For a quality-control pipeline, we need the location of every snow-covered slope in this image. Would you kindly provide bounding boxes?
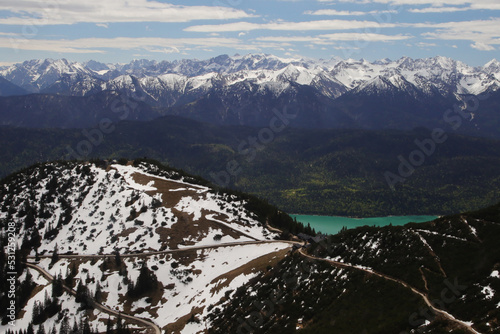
[1,54,499,101]
[0,160,292,333]
[0,161,278,256]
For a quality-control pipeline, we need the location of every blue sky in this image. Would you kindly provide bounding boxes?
[0,0,499,66]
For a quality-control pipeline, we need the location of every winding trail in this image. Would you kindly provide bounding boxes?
[29,240,299,260]
[298,248,481,334]
[26,208,479,334]
[25,262,161,334]
[411,229,447,277]
[26,237,480,334]
[419,267,429,292]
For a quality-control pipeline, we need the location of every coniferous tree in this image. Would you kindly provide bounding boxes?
[106,317,113,334]
[52,274,64,298]
[43,291,51,310]
[31,229,41,252]
[36,324,46,334]
[114,250,121,268]
[24,206,36,230]
[50,245,59,266]
[80,317,92,334]
[59,317,70,334]
[94,281,102,303]
[75,281,92,310]
[127,262,158,297]
[65,263,77,288]
[32,301,42,324]
[71,319,79,334]
[116,313,123,332]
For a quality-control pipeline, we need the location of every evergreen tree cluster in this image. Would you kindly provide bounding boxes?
[105,314,132,334]
[0,241,34,325]
[5,316,96,334]
[127,263,158,298]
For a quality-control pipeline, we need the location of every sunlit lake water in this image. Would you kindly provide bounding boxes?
[290,214,439,235]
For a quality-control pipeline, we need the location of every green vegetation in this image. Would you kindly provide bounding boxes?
[1,119,500,217]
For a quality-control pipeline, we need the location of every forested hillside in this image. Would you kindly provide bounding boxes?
[1,118,500,216]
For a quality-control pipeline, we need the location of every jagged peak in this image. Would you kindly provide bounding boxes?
[373,58,392,65]
[484,58,500,70]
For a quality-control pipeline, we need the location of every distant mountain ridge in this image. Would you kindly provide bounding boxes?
[1,54,500,137]
[2,55,499,97]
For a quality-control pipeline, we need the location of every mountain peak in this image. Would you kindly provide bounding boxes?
[1,54,499,101]
[484,58,500,71]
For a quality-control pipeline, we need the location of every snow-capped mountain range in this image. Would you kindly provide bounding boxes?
[1,54,500,136]
[1,54,499,100]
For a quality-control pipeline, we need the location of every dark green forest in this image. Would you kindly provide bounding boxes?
[1,116,500,217]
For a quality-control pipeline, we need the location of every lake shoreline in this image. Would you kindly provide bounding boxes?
[290,213,443,220]
[290,214,440,235]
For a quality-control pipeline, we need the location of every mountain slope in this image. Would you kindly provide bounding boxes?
[0,77,28,97]
[1,54,500,137]
[0,91,157,128]
[166,81,356,128]
[2,55,499,98]
[209,202,500,333]
[0,161,498,334]
[0,160,304,333]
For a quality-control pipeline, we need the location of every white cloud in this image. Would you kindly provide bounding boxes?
[185,19,396,32]
[0,61,17,66]
[256,36,319,43]
[144,46,180,54]
[305,9,369,16]
[471,42,495,51]
[408,6,468,13]
[305,9,397,16]
[418,18,500,50]
[255,33,411,47]
[321,32,410,41]
[0,36,257,53]
[258,33,410,42]
[416,41,437,47]
[321,0,500,10]
[0,0,255,25]
[334,45,360,50]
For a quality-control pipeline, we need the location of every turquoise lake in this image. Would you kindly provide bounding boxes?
[290,214,439,235]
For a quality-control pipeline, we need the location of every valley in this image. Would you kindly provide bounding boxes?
[1,122,500,217]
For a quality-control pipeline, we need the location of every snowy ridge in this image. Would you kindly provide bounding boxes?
[1,54,499,102]
[18,242,290,333]
[0,161,278,256]
[0,160,293,333]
